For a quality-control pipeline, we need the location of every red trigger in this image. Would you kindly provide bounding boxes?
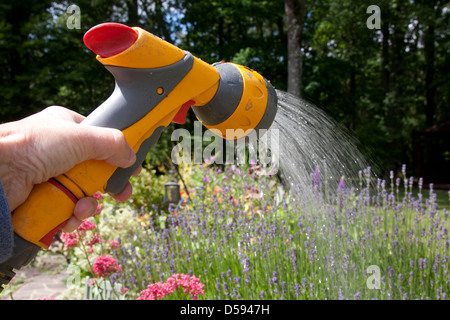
[172,100,195,124]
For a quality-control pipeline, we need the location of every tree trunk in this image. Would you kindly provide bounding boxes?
[424,23,436,128]
[126,0,139,26]
[154,0,173,42]
[381,17,391,95]
[284,0,306,98]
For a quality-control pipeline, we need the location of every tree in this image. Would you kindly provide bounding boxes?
[179,0,286,90]
[284,0,306,98]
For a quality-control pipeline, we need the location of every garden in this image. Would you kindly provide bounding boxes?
[0,0,449,304]
[10,159,445,301]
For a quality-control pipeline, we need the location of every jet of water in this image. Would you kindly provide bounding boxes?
[261,90,375,202]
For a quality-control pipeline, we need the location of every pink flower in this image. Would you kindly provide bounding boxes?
[172,274,205,300]
[108,240,119,248]
[137,282,166,300]
[60,232,79,249]
[94,203,103,216]
[92,255,122,278]
[85,232,102,246]
[93,192,103,200]
[87,278,98,286]
[137,273,205,300]
[77,219,96,233]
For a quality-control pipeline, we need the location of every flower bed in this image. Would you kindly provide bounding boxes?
[60,163,449,300]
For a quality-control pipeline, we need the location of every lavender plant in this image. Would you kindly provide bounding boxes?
[99,163,448,300]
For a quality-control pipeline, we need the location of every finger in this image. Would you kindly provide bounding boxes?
[61,197,97,233]
[62,216,82,233]
[109,181,133,202]
[132,165,142,176]
[75,125,136,169]
[73,197,98,220]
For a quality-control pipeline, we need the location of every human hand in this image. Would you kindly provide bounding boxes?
[0,106,140,232]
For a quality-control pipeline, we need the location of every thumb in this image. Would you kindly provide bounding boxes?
[75,125,136,168]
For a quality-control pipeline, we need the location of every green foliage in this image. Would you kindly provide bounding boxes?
[179,0,287,90]
[0,0,449,176]
[127,167,167,212]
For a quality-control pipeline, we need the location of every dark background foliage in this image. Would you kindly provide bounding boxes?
[0,0,448,183]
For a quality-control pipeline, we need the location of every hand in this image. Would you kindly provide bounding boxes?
[0,106,140,232]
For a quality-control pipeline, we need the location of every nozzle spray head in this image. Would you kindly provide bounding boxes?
[192,62,277,140]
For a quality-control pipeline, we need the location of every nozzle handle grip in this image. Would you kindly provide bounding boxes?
[81,53,193,194]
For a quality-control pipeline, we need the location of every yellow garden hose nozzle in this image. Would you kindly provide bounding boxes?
[0,22,278,291]
[192,62,278,140]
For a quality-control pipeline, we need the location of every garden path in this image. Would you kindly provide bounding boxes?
[1,254,69,300]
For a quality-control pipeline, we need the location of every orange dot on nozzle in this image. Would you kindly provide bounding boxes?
[83,23,138,58]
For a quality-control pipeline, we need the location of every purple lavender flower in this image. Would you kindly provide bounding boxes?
[243,257,251,273]
[401,164,406,176]
[223,282,229,296]
[338,176,346,192]
[392,240,399,249]
[419,258,427,270]
[304,241,309,249]
[215,278,221,292]
[272,271,279,286]
[313,165,321,191]
[186,249,191,262]
[388,266,393,278]
[409,271,414,285]
[294,284,301,297]
[354,291,361,300]
[291,248,298,271]
[433,253,440,274]
[301,278,307,287]
[309,283,314,298]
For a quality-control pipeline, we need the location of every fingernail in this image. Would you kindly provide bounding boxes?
[127,147,136,166]
[88,197,98,216]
